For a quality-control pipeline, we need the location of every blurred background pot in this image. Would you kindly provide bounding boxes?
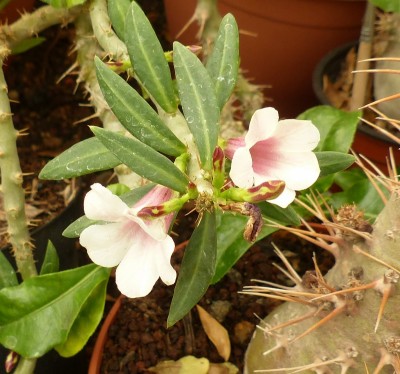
[163,0,366,117]
[313,41,400,171]
[0,0,35,22]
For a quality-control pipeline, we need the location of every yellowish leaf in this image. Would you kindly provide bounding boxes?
[196,304,231,361]
[148,355,209,374]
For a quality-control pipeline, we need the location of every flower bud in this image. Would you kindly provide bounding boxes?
[221,202,262,242]
[212,146,225,190]
[5,351,18,373]
[137,194,191,218]
[220,180,285,203]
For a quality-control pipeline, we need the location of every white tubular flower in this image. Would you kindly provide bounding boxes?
[79,183,176,298]
[226,107,320,208]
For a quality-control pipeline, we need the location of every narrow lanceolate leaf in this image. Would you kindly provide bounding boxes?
[39,137,120,180]
[0,251,17,290]
[174,42,220,171]
[0,264,110,358]
[62,183,156,238]
[95,58,185,156]
[168,211,217,327]
[40,241,59,275]
[92,127,189,193]
[108,0,131,41]
[206,13,239,110]
[315,151,355,176]
[125,1,177,113]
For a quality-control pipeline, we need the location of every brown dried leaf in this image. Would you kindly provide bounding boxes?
[196,304,231,361]
[148,356,209,373]
[209,362,239,374]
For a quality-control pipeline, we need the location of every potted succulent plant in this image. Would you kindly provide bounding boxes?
[0,1,369,373]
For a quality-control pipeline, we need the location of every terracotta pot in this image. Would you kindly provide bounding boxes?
[0,0,35,23]
[163,0,366,118]
[88,296,122,374]
[313,42,400,171]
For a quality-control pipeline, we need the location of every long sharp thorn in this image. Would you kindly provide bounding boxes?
[290,304,346,344]
[272,243,303,284]
[374,286,391,333]
[353,245,400,274]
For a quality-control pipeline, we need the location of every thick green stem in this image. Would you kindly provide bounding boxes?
[0,59,36,280]
[0,5,81,54]
[13,357,36,374]
[74,13,144,188]
[89,0,128,61]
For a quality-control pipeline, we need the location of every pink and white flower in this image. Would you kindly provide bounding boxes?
[225,107,320,208]
[79,183,176,298]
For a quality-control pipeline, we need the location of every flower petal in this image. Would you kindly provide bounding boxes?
[229,147,254,188]
[115,231,176,298]
[245,107,279,148]
[265,187,296,208]
[79,222,131,267]
[272,119,320,152]
[253,151,320,191]
[225,137,245,159]
[155,236,176,285]
[84,183,128,221]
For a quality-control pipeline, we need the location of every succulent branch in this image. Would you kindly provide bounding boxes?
[245,166,400,373]
[0,60,36,280]
[0,5,80,55]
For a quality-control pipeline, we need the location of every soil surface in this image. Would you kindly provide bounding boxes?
[98,227,332,374]
[0,19,95,247]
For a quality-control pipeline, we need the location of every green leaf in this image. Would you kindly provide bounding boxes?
[95,58,185,156]
[315,151,355,176]
[168,211,217,327]
[55,278,108,357]
[0,264,110,357]
[125,1,177,113]
[108,0,131,41]
[369,0,400,12]
[211,212,279,284]
[40,0,85,8]
[39,137,121,180]
[0,251,17,290]
[11,37,46,55]
[40,241,59,275]
[333,168,366,190]
[62,183,155,238]
[173,42,220,171]
[330,179,388,221]
[298,106,359,153]
[259,203,301,226]
[92,127,189,193]
[206,13,239,109]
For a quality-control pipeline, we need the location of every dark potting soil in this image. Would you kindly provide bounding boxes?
[98,228,333,374]
[0,21,95,248]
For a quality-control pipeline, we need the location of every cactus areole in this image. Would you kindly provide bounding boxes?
[245,190,400,373]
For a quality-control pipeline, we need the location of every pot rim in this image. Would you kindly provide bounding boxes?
[312,41,398,146]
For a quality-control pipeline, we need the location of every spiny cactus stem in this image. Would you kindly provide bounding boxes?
[0,59,36,280]
[89,0,128,61]
[0,5,81,56]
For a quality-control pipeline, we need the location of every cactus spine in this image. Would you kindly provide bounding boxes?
[245,188,400,373]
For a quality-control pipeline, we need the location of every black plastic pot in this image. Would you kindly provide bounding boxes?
[1,182,88,273]
[312,41,399,170]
